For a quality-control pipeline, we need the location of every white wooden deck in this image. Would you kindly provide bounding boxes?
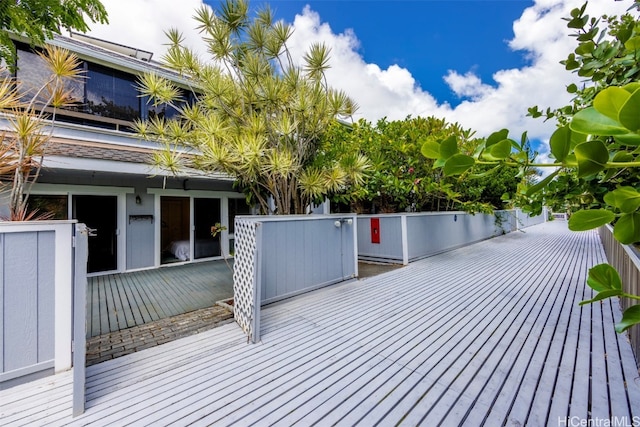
[2,221,640,426]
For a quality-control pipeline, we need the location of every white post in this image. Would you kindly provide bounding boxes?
[54,222,74,372]
[401,215,409,265]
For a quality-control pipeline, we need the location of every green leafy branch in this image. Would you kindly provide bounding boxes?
[421,82,640,333]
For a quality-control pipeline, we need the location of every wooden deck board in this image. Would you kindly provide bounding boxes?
[2,222,640,426]
[85,260,233,338]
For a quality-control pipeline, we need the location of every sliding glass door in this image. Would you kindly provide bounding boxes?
[194,198,221,259]
[160,196,190,264]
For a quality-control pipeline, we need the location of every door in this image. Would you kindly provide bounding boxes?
[194,198,221,259]
[160,196,190,264]
[73,195,118,273]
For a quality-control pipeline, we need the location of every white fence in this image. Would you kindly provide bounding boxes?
[233,215,357,343]
[357,209,546,265]
[599,225,640,367]
[0,221,76,389]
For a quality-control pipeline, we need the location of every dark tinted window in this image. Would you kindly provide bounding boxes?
[28,195,68,220]
[15,44,83,108]
[228,198,251,234]
[146,89,195,121]
[86,62,139,121]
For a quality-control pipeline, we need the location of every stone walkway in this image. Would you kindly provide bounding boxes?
[86,304,234,366]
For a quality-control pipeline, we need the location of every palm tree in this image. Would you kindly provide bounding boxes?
[0,45,84,220]
[135,0,367,214]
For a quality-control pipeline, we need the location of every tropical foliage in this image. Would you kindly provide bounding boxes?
[0,0,108,68]
[422,1,640,332]
[0,45,84,220]
[135,0,365,214]
[317,116,523,214]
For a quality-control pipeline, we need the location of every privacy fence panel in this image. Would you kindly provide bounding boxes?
[233,215,357,343]
[599,225,640,367]
[515,208,547,229]
[0,221,75,389]
[357,215,405,264]
[358,211,522,265]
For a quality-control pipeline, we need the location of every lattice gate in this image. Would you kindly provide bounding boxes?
[233,218,262,343]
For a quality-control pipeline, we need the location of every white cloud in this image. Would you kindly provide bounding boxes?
[85,0,209,61]
[86,0,632,151]
[444,71,494,100]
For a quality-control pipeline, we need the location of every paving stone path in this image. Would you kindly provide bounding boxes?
[86,305,234,366]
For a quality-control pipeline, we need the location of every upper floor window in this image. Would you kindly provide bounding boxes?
[9,41,194,132]
[86,63,140,122]
[15,43,83,107]
[146,89,196,121]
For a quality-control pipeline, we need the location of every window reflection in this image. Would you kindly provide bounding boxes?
[86,63,140,121]
[15,44,83,108]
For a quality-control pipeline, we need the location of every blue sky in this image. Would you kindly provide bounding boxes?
[88,0,631,151]
[258,0,534,106]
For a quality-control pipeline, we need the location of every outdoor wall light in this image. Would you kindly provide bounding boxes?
[135,195,142,205]
[335,218,353,227]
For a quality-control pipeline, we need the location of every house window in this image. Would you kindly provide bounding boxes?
[228,198,251,234]
[86,62,140,122]
[145,89,195,121]
[28,195,68,220]
[15,44,83,107]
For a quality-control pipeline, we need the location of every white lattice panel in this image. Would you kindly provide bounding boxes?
[233,218,259,342]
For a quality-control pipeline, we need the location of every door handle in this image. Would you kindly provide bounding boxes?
[87,227,98,237]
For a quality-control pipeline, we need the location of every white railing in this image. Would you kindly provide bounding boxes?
[0,220,76,388]
[599,225,640,367]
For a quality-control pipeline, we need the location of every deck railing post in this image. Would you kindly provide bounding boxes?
[72,223,89,417]
[251,223,262,343]
[401,215,409,265]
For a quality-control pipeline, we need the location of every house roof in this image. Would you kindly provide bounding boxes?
[42,137,233,181]
[47,138,154,164]
[46,33,193,88]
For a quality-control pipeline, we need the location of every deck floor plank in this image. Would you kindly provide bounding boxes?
[97,276,110,336]
[2,222,639,426]
[86,261,233,337]
[509,233,588,426]
[116,273,145,327]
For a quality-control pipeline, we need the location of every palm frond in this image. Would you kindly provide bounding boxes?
[303,43,331,81]
[219,0,249,35]
[298,167,325,199]
[137,73,181,106]
[40,46,83,80]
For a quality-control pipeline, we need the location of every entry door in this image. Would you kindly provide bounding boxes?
[160,196,190,264]
[73,195,118,273]
[194,198,221,259]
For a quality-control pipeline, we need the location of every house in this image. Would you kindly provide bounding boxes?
[0,33,252,275]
